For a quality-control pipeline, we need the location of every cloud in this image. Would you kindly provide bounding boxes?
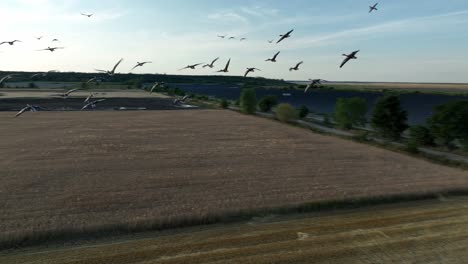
[286,10,468,49]
[207,10,249,24]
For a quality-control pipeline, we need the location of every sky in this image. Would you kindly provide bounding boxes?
[1,0,468,82]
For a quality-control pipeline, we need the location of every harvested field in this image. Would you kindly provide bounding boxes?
[0,110,467,246]
[3,197,468,263]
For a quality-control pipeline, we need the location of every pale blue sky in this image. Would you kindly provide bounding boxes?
[1,0,468,82]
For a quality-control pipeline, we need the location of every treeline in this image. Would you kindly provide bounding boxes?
[235,88,468,152]
[0,71,288,87]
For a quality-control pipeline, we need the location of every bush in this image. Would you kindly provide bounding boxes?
[409,125,435,146]
[298,105,309,119]
[428,100,468,149]
[371,96,408,140]
[234,99,240,106]
[276,103,298,123]
[334,97,368,130]
[240,88,257,114]
[353,131,370,142]
[258,95,278,112]
[404,140,420,154]
[220,99,229,109]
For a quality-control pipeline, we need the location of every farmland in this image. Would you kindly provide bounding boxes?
[1,110,467,248]
[3,197,468,263]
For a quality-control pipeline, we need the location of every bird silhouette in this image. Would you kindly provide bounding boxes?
[0,74,16,85]
[305,79,323,93]
[81,13,93,17]
[130,61,152,71]
[37,47,64,52]
[95,58,124,76]
[81,99,106,110]
[179,63,204,71]
[266,51,280,62]
[340,50,360,68]
[0,40,21,46]
[52,88,81,99]
[216,58,231,73]
[369,3,378,13]
[277,29,293,44]
[289,61,303,71]
[15,104,39,117]
[244,68,261,77]
[203,57,220,68]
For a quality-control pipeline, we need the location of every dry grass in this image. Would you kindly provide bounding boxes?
[3,197,468,263]
[1,110,467,247]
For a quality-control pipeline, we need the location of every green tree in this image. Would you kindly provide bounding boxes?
[240,88,257,114]
[428,100,468,150]
[409,125,435,146]
[220,99,229,109]
[334,97,368,130]
[298,105,309,119]
[258,95,278,112]
[371,95,408,140]
[276,103,298,123]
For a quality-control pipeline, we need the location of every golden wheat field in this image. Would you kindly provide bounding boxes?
[3,197,468,263]
[1,110,467,246]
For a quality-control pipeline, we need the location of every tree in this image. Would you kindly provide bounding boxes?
[240,88,257,114]
[428,100,468,150]
[220,99,229,109]
[298,105,309,118]
[276,103,298,123]
[371,95,408,140]
[334,97,368,130]
[409,125,435,146]
[258,95,278,112]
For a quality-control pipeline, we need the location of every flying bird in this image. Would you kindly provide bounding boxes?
[268,40,274,43]
[289,61,303,71]
[240,38,247,41]
[216,58,231,73]
[369,3,378,13]
[35,36,43,40]
[340,50,360,68]
[84,93,95,104]
[81,13,93,17]
[173,95,191,105]
[53,88,80,99]
[229,37,235,40]
[150,82,165,94]
[15,104,39,118]
[130,61,152,71]
[86,77,97,83]
[37,46,64,52]
[305,79,323,93]
[0,74,16,85]
[81,99,106,110]
[217,35,226,39]
[203,57,219,68]
[0,40,21,46]
[179,63,203,71]
[95,58,124,76]
[52,39,60,42]
[277,29,293,44]
[244,68,261,77]
[31,70,57,78]
[266,51,280,62]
